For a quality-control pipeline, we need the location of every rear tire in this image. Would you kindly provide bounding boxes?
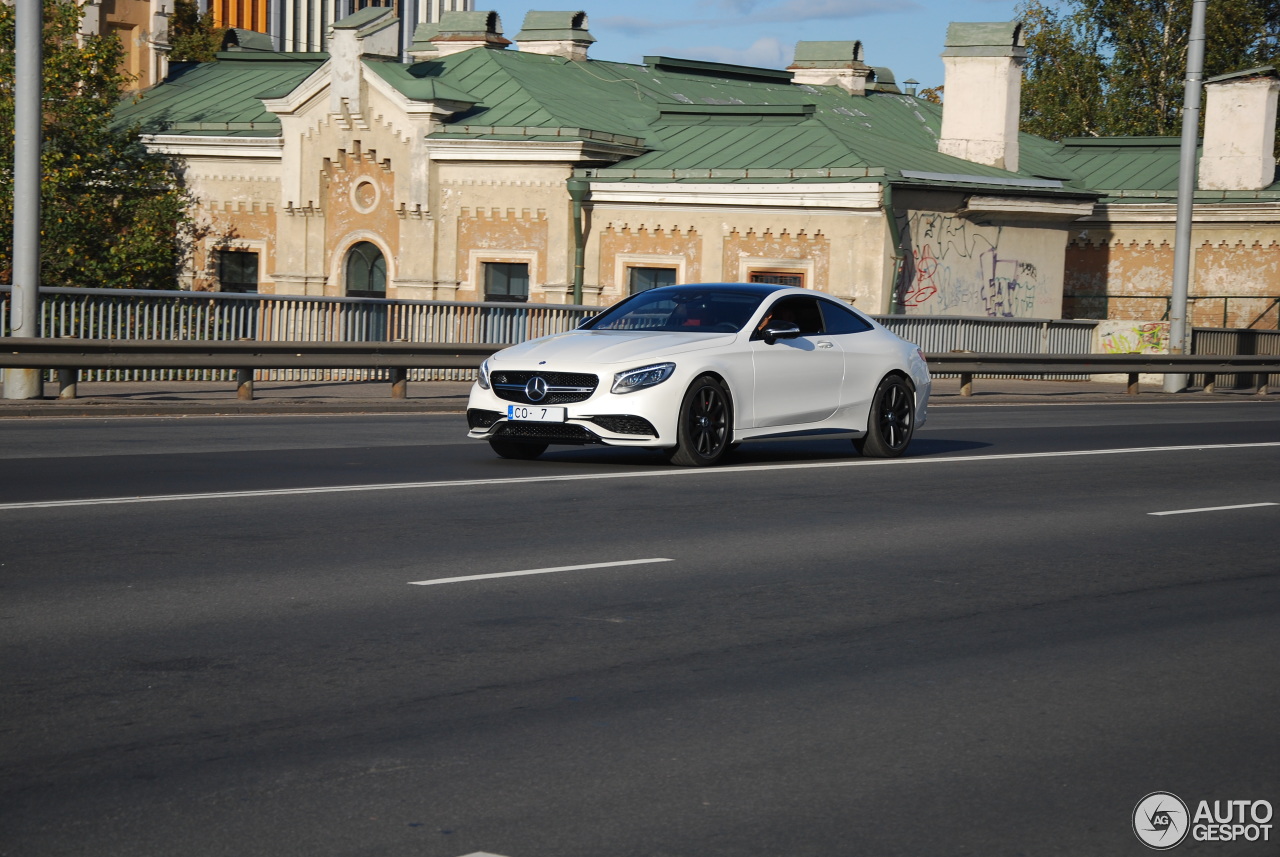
[488,437,549,460]
[854,375,915,458]
[666,375,733,467]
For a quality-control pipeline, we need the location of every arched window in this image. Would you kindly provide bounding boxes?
[345,242,387,297]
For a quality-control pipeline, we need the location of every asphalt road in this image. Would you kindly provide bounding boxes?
[2,400,1278,856]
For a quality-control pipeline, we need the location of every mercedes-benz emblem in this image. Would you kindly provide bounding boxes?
[525,376,549,402]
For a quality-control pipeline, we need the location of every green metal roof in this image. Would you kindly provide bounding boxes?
[122,45,1279,200]
[114,54,327,136]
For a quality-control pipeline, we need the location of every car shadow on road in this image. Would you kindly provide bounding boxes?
[536,437,992,468]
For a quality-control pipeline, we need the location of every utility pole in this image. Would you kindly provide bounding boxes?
[5,0,43,399]
[1165,0,1208,394]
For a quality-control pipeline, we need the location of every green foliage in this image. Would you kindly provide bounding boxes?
[0,0,203,289]
[168,0,226,63]
[1018,0,1280,140]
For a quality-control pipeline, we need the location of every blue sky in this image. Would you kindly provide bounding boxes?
[489,0,1022,91]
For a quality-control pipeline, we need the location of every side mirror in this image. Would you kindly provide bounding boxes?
[761,319,802,345]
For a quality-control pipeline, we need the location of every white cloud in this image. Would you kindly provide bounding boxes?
[596,0,917,37]
[675,36,791,68]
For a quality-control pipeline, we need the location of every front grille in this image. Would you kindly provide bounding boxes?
[491,370,599,405]
[590,415,659,436]
[494,422,601,444]
[467,408,503,429]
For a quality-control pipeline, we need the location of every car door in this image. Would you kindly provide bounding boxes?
[749,295,846,427]
[819,299,894,417]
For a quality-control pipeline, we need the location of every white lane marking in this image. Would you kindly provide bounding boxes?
[409,558,672,587]
[1148,502,1278,517]
[1,441,1277,511]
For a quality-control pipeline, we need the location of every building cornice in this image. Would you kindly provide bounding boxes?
[961,195,1097,221]
[1081,201,1280,224]
[585,182,884,211]
[140,135,284,159]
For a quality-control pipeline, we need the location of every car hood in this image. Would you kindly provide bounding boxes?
[492,330,735,367]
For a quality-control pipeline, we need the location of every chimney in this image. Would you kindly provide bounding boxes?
[329,7,399,115]
[411,11,510,59]
[1199,66,1279,191]
[787,41,871,96]
[937,22,1026,172]
[866,67,901,94]
[514,11,595,61]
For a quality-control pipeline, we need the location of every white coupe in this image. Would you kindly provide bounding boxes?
[466,283,931,466]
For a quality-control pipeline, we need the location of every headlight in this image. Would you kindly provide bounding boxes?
[477,359,492,390]
[612,362,675,394]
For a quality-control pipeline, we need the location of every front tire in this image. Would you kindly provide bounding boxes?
[854,375,915,458]
[488,437,549,460]
[666,375,733,467]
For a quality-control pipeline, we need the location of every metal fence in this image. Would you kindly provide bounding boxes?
[2,286,595,382]
[9,286,1265,386]
[1191,327,1280,389]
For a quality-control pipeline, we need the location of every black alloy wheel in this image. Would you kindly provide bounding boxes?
[854,375,915,458]
[667,375,732,466]
[488,437,549,460]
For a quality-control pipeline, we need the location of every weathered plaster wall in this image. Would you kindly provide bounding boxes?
[454,208,550,302]
[321,142,400,296]
[598,225,704,298]
[585,205,885,310]
[1065,225,1280,329]
[895,210,1066,318]
[436,163,574,302]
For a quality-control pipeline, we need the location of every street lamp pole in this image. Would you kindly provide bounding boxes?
[1165,0,1208,393]
[5,0,43,399]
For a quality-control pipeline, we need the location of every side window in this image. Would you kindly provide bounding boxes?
[484,262,529,302]
[820,300,874,334]
[755,296,824,337]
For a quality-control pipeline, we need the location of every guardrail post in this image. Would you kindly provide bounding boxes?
[236,368,254,401]
[1127,373,1139,395]
[1256,375,1269,396]
[960,373,973,396]
[1203,373,1215,394]
[391,367,407,399]
[57,369,77,399]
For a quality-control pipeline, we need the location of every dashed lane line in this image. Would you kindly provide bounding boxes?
[409,558,673,587]
[1149,502,1278,516]
[0,441,1277,511]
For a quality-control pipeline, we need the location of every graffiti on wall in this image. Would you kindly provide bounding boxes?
[897,212,1040,317]
[1097,321,1169,354]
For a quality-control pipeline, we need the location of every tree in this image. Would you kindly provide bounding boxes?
[1018,0,1280,140]
[0,0,203,289]
[168,0,226,64]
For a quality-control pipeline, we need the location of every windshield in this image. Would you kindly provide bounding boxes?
[584,289,766,333]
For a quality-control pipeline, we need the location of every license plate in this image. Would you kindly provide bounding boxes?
[506,405,566,422]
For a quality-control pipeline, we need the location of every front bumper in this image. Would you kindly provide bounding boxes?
[466,382,679,448]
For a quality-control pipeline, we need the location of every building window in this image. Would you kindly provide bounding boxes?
[749,271,805,288]
[218,250,259,293]
[484,262,530,302]
[628,267,677,294]
[345,241,387,297]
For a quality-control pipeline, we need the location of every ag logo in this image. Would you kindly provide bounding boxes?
[1134,792,1190,849]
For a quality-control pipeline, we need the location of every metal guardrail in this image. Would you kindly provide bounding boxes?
[0,338,497,400]
[927,352,1280,396]
[2,338,1275,400]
